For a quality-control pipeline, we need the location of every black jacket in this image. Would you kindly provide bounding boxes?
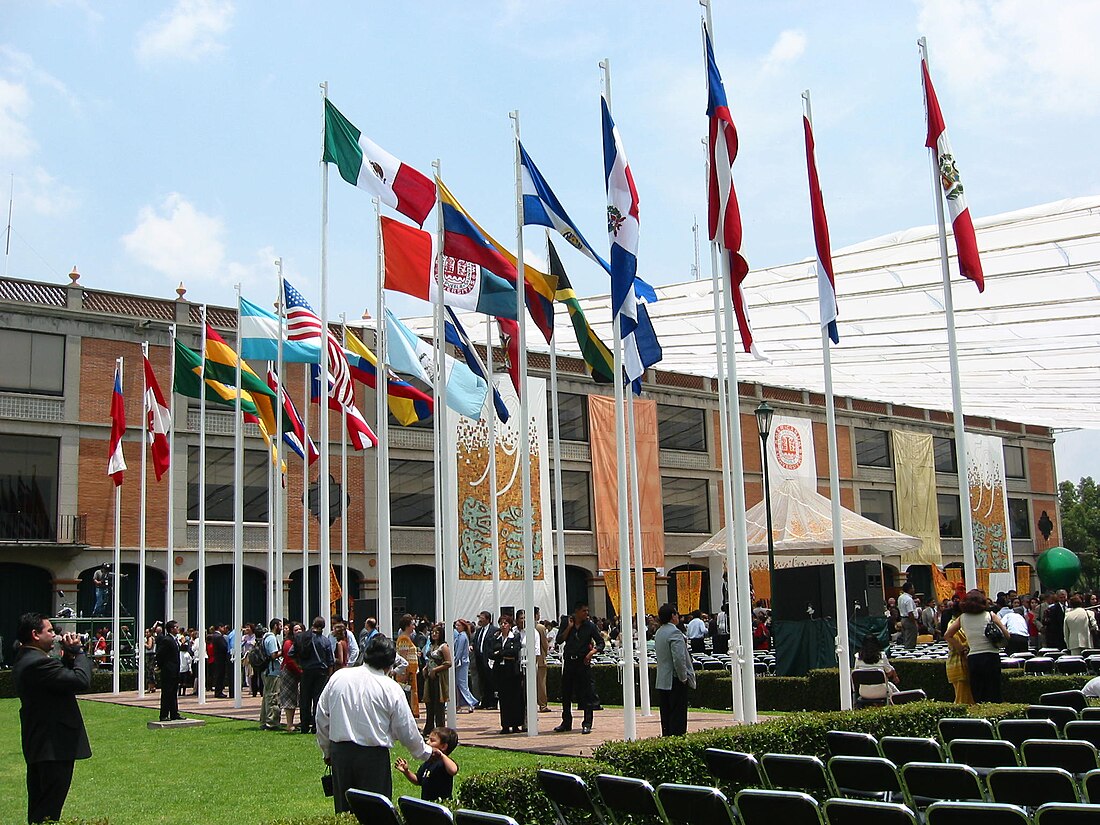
[556,618,605,662]
[473,623,499,664]
[492,631,523,679]
[13,645,93,763]
[155,632,181,675]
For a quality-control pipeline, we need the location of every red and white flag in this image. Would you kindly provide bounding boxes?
[803,115,839,344]
[107,358,127,486]
[496,316,521,396]
[142,351,172,481]
[921,57,985,292]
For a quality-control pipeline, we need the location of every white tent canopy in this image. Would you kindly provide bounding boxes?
[414,197,1100,428]
[688,478,921,558]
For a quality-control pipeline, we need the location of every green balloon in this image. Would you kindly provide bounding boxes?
[1036,546,1081,591]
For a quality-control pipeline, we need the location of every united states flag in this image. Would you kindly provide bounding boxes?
[282,279,325,358]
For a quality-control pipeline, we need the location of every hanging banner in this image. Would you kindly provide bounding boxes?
[966,433,1015,595]
[604,569,658,618]
[893,430,943,566]
[675,570,702,615]
[589,395,665,571]
[766,415,817,491]
[448,375,556,620]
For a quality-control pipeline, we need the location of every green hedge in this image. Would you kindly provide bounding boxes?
[0,669,137,699]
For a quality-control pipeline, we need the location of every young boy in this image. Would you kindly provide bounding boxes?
[395,726,459,801]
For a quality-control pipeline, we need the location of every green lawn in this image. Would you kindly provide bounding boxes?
[0,699,568,825]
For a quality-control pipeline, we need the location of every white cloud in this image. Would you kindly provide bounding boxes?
[17,168,78,216]
[135,0,234,63]
[762,30,807,73]
[0,78,34,161]
[0,46,79,110]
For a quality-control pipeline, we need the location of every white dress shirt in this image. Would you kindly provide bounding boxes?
[686,617,707,640]
[315,665,432,761]
[1003,610,1028,637]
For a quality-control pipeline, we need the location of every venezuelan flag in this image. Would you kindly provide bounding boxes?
[344,328,433,426]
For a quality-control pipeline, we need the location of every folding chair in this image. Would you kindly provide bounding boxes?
[946,739,1019,774]
[538,770,609,825]
[996,718,1059,747]
[735,789,824,825]
[1064,720,1100,749]
[823,799,918,825]
[1041,690,1089,712]
[880,737,944,766]
[925,801,1031,825]
[1083,768,1100,802]
[1081,707,1100,721]
[985,766,1080,809]
[595,775,670,825]
[938,717,995,743]
[1034,802,1100,825]
[1020,738,1100,778]
[826,756,907,804]
[702,749,766,794]
[891,690,928,705]
[346,790,403,825]
[1027,705,1079,732]
[761,753,835,797]
[656,784,737,825]
[1025,658,1056,675]
[852,670,890,708]
[455,811,520,825]
[827,731,880,758]
[900,762,985,810]
[1055,658,1088,676]
[399,797,456,825]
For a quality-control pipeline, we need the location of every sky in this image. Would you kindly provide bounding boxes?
[4,0,1100,482]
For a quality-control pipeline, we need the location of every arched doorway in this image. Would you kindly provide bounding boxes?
[286,565,363,624]
[0,563,52,663]
[187,565,266,629]
[564,565,591,617]
[77,563,167,628]
[392,564,435,621]
[665,564,711,615]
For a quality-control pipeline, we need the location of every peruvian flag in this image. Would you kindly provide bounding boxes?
[107,358,127,486]
[803,115,839,344]
[921,57,985,292]
[142,351,172,481]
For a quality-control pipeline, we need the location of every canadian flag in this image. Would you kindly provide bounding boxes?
[142,351,172,481]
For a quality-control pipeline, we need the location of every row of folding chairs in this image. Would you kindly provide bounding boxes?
[344,791,517,825]
[938,711,1100,742]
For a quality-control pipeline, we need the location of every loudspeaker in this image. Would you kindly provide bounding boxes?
[771,560,884,622]
[353,599,375,628]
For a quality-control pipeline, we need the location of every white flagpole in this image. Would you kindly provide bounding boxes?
[919,37,977,590]
[302,362,310,624]
[112,356,123,695]
[374,198,393,634]
[197,307,208,704]
[319,81,332,624]
[701,2,756,722]
[486,323,502,619]
[340,315,349,621]
[138,342,149,699]
[626,392,651,716]
[599,62,637,740]
[804,89,852,710]
[266,360,275,623]
[510,111,539,737]
[430,160,447,627]
[275,259,286,621]
[547,234,568,620]
[167,324,177,624]
[232,284,244,710]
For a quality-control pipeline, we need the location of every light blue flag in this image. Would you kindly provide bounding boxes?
[384,308,488,420]
[239,297,321,363]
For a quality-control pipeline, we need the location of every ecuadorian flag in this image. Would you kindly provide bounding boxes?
[344,328,433,426]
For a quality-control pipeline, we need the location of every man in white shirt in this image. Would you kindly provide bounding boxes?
[1003,607,1030,655]
[315,636,432,813]
[897,583,918,649]
[685,611,708,654]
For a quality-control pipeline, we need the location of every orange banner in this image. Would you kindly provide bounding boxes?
[329,564,342,606]
[604,569,658,618]
[589,395,665,571]
[676,570,702,615]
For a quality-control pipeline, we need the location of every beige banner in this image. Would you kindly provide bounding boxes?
[966,432,1013,576]
[604,569,659,617]
[589,395,665,571]
[892,430,943,566]
[675,570,703,615]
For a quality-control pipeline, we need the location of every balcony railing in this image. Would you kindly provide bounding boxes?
[0,513,88,545]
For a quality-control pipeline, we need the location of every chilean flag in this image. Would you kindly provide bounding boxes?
[921,57,984,292]
[142,352,172,481]
[107,358,127,486]
[705,22,760,357]
[803,115,839,344]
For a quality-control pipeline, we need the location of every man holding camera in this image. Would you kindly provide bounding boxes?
[13,612,92,824]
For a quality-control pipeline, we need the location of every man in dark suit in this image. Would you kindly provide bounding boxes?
[13,612,92,824]
[472,610,498,710]
[210,625,229,698]
[155,620,182,721]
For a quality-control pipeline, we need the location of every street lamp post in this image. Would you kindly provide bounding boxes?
[754,401,776,606]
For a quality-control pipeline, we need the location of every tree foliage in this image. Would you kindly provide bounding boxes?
[1058,477,1100,591]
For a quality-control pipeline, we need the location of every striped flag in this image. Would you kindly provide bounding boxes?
[107,358,126,486]
[308,364,378,449]
[266,368,318,464]
[283,279,326,354]
[142,351,172,481]
[921,56,984,292]
[240,297,320,363]
[343,327,433,427]
[803,115,839,344]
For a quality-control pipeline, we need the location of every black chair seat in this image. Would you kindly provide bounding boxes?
[986,766,1080,809]
[736,790,825,825]
[939,717,995,743]
[824,799,917,825]
[1041,690,1089,712]
[880,737,944,766]
[455,811,520,825]
[1027,705,1080,732]
[762,753,834,796]
[900,762,984,809]
[827,756,905,804]
[346,790,403,825]
[925,801,1031,825]
[399,797,456,825]
[947,739,1019,773]
[656,783,737,825]
[1021,738,1100,778]
[996,718,1059,747]
[703,749,765,793]
[595,774,668,825]
[538,769,609,825]
[1065,720,1100,749]
[1035,801,1100,825]
[827,731,880,758]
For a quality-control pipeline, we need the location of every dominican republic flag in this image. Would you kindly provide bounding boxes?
[921,56,984,292]
[266,368,318,464]
[142,351,172,481]
[444,308,510,423]
[381,215,518,320]
[107,358,127,486]
[803,115,839,344]
[602,96,662,383]
[342,327,433,427]
[705,23,760,357]
[240,297,321,363]
[323,99,436,227]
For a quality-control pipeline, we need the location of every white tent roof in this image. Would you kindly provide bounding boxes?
[688,477,921,558]
[409,197,1100,428]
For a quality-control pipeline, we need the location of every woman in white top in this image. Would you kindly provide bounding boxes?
[852,634,900,700]
[945,590,1010,703]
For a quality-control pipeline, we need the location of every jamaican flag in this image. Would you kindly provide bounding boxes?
[548,238,614,384]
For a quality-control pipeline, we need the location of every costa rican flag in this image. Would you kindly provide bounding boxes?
[107,358,127,486]
[803,115,839,344]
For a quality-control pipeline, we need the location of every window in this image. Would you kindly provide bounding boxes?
[390,459,434,527]
[860,489,896,530]
[662,477,710,533]
[1004,445,1026,479]
[187,447,269,523]
[553,393,589,442]
[855,428,891,468]
[933,436,957,473]
[1008,498,1030,539]
[937,494,962,538]
[658,405,707,452]
[0,435,60,540]
[550,470,591,530]
[0,329,65,395]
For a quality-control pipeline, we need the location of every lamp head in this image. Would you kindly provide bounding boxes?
[754,400,774,439]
